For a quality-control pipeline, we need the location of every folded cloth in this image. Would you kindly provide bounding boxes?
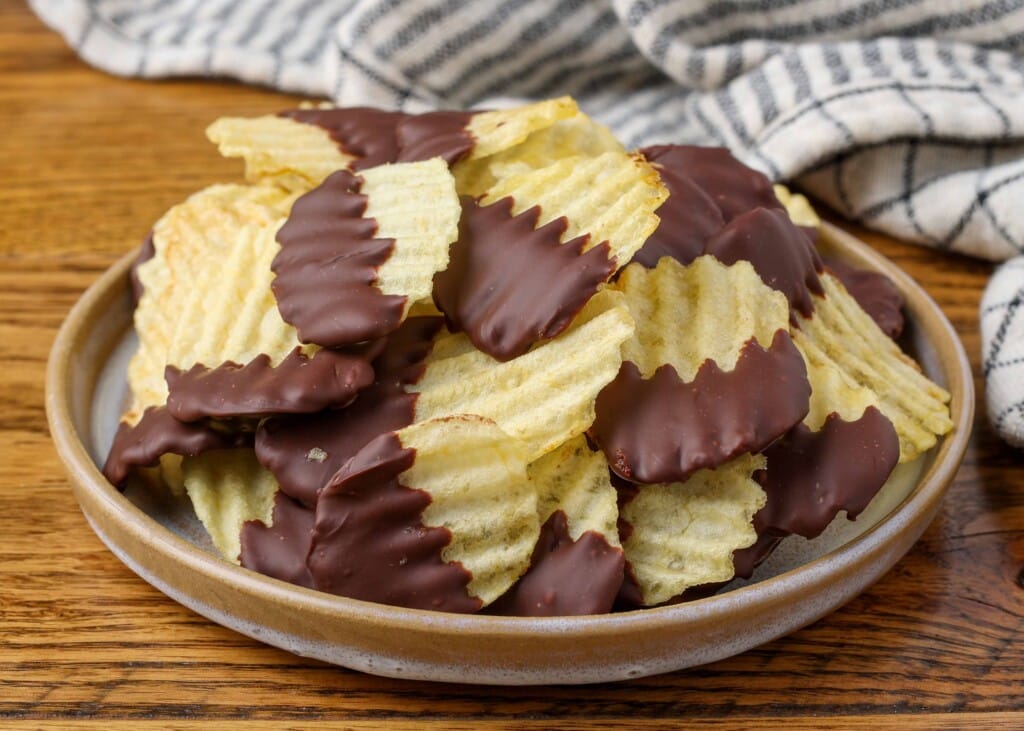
[30,0,1024,448]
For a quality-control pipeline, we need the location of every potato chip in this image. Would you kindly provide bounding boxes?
[309,415,538,609]
[527,436,619,544]
[128,184,299,424]
[272,160,460,347]
[402,416,539,605]
[161,219,376,421]
[592,255,809,484]
[773,184,821,229]
[182,449,278,563]
[795,273,952,460]
[621,454,766,606]
[454,112,623,197]
[410,289,634,461]
[481,152,668,267]
[360,158,461,308]
[464,96,578,161]
[166,222,308,371]
[615,256,790,381]
[206,115,354,192]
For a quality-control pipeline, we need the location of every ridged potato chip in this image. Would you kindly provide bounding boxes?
[182,449,279,563]
[464,96,578,161]
[454,112,623,197]
[272,160,460,347]
[403,416,539,605]
[621,454,766,606]
[481,152,667,267]
[616,256,790,380]
[128,184,299,424]
[309,415,538,609]
[795,273,952,460]
[527,435,620,543]
[166,222,310,371]
[411,289,633,461]
[206,115,354,192]
[360,158,461,308]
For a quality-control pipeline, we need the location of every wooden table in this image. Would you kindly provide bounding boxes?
[3,3,1023,728]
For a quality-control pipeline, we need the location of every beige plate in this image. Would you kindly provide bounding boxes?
[46,223,973,685]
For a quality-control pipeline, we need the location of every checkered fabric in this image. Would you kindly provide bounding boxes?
[30,0,1024,447]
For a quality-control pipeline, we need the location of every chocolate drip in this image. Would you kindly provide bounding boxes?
[826,258,905,338]
[705,207,824,319]
[641,145,782,222]
[129,232,155,306]
[273,169,407,347]
[309,432,481,612]
[280,107,407,171]
[256,388,418,507]
[590,330,810,485]
[239,491,316,587]
[102,406,251,488]
[629,165,724,269]
[433,196,613,361]
[489,511,624,616]
[254,317,439,506]
[165,346,375,422]
[395,111,475,165]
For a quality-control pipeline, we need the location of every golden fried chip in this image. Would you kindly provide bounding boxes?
[360,158,461,309]
[527,435,619,544]
[773,184,820,229]
[166,222,311,373]
[206,115,354,192]
[411,289,634,461]
[795,273,952,460]
[399,415,538,606]
[127,184,299,424]
[621,454,766,606]
[465,96,578,160]
[615,256,791,380]
[454,112,623,197]
[481,152,667,267]
[182,449,278,563]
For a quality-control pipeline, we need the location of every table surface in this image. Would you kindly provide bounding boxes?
[4,3,1023,728]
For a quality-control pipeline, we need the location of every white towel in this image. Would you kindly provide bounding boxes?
[30,0,1024,447]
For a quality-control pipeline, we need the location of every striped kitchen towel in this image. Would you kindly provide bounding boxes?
[30,0,1024,447]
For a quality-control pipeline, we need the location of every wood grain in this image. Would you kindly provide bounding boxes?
[2,1,1023,726]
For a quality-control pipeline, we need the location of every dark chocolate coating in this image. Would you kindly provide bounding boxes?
[732,407,900,579]
[629,164,725,270]
[256,387,418,507]
[273,169,407,347]
[433,196,614,361]
[641,145,782,222]
[590,330,810,485]
[705,207,824,319]
[239,490,316,587]
[395,110,475,165]
[308,432,481,612]
[825,258,905,339]
[102,406,251,488]
[254,317,440,506]
[489,511,624,616]
[164,346,375,422]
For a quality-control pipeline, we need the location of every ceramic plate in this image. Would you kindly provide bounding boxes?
[46,223,973,685]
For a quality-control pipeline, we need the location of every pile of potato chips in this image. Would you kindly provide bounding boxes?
[113,96,953,614]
